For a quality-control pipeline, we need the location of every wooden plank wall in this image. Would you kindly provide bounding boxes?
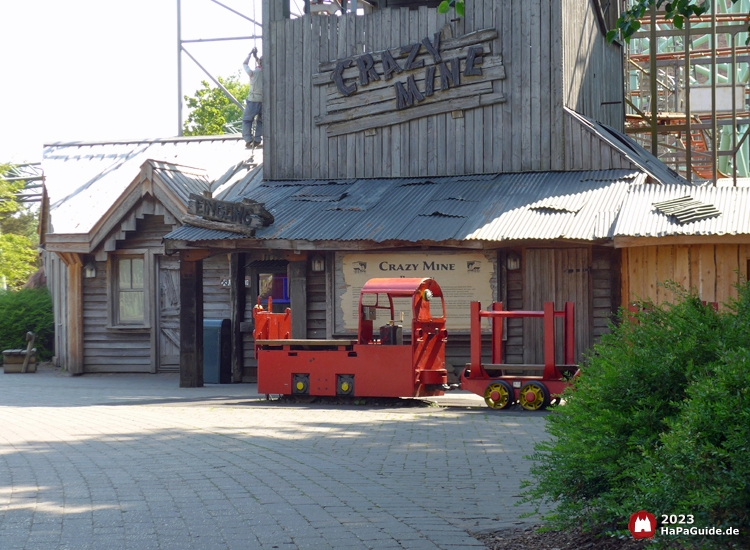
[523,248,591,365]
[265,0,568,179]
[203,255,231,321]
[306,262,327,339]
[564,110,640,171]
[561,0,623,130]
[591,247,617,340]
[502,245,616,365]
[46,252,69,370]
[622,244,750,309]
[116,216,172,251]
[505,265,524,363]
[84,214,172,373]
[82,259,151,372]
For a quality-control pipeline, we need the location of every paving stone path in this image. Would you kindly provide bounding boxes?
[0,366,550,549]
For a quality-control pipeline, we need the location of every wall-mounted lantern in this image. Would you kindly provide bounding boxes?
[84,261,97,279]
[506,251,521,271]
[310,254,325,273]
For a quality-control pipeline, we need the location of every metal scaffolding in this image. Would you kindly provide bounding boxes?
[624,0,750,184]
[177,0,262,136]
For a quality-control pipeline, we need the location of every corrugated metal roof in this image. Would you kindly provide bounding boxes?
[652,196,721,224]
[149,161,210,205]
[566,108,689,187]
[717,177,750,188]
[43,136,254,235]
[216,170,645,243]
[163,225,238,241]
[615,184,750,237]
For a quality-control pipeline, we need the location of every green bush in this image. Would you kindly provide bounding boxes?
[526,282,750,547]
[0,287,54,361]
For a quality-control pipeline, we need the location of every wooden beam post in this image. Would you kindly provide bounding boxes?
[65,253,84,375]
[179,251,204,387]
[229,253,246,383]
[288,261,307,339]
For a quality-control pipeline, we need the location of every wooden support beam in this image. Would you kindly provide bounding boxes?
[229,253,246,383]
[179,252,204,387]
[288,261,307,339]
[65,253,84,375]
[181,249,212,262]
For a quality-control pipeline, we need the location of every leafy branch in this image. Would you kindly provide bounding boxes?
[607,0,745,43]
[437,0,464,18]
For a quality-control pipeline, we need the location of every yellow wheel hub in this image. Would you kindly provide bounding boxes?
[341,382,350,392]
[296,381,305,391]
[484,383,511,409]
[519,383,545,411]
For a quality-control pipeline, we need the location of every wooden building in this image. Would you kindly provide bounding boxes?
[263,0,625,179]
[159,0,689,387]
[46,0,734,386]
[615,184,750,309]
[41,136,256,375]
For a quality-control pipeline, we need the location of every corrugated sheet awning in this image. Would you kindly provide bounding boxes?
[615,184,750,237]
[163,225,238,241]
[174,169,648,244]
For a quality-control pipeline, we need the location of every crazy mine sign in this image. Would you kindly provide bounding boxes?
[332,32,485,110]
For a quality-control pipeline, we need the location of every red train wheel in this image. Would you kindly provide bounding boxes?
[484,381,514,410]
[519,382,550,411]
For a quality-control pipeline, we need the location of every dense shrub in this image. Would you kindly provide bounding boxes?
[526,282,750,547]
[0,287,54,361]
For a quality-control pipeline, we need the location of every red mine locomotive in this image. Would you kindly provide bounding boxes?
[253,277,577,410]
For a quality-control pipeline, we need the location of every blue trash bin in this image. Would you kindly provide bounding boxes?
[204,319,231,384]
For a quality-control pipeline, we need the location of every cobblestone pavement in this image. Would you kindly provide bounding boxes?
[0,365,551,550]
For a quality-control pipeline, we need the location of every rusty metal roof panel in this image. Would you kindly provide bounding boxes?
[615,184,750,237]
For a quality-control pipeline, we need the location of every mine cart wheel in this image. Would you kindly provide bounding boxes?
[484,381,514,410]
[519,382,550,411]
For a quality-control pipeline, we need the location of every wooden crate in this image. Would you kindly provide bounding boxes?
[2,349,37,373]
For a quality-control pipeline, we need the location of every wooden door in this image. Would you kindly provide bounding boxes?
[523,248,591,364]
[158,256,180,372]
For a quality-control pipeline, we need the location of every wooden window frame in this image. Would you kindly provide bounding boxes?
[107,250,152,329]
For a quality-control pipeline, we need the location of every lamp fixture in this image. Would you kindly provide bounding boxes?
[506,251,521,271]
[84,261,97,279]
[310,254,325,273]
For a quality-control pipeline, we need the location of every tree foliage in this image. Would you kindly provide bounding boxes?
[437,0,464,17]
[0,288,54,360]
[0,165,39,290]
[526,282,750,548]
[438,1,746,44]
[182,75,249,136]
[609,0,744,43]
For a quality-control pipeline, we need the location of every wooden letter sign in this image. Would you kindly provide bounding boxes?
[313,28,506,136]
[188,194,274,229]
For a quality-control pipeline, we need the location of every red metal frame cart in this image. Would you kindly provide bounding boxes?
[460,301,579,410]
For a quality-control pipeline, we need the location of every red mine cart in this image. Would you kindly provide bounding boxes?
[460,301,579,410]
[254,278,449,398]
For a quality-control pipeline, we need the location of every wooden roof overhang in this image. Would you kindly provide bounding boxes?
[44,161,191,255]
